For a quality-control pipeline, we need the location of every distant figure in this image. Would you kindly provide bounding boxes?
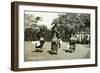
[57,38,62,48]
[69,35,76,52]
[57,30,64,48]
[76,33,80,44]
[81,33,85,44]
[76,32,84,44]
[79,33,82,44]
[57,31,61,48]
[86,33,90,45]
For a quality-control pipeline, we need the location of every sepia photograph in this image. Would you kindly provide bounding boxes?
[24,11,91,61]
[11,2,97,71]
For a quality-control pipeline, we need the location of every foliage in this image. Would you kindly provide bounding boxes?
[51,13,90,41]
[24,13,90,41]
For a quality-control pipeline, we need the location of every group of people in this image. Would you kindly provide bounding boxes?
[35,28,62,55]
[35,28,90,55]
[64,32,90,53]
[75,32,90,45]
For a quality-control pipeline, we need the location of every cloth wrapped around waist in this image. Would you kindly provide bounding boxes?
[51,38,58,51]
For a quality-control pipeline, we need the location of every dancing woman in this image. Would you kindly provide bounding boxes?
[36,29,45,52]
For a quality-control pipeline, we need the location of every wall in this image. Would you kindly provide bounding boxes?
[0,0,99,73]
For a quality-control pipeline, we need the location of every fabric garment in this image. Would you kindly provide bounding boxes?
[35,37,45,48]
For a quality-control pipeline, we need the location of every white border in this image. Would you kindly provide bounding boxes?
[18,5,96,68]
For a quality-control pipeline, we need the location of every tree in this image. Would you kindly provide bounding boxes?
[24,14,43,41]
[39,24,47,32]
[51,13,90,41]
[35,16,42,23]
[24,14,42,28]
[80,14,90,32]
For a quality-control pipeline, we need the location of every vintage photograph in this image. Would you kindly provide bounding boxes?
[11,2,97,71]
[24,11,90,61]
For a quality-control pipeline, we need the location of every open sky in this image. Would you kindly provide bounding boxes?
[25,11,60,29]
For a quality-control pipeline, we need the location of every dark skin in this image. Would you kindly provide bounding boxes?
[36,29,45,52]
[37,29,43,40]
[51,26,59,55]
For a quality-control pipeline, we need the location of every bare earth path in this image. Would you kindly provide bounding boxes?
[24,41,90,61]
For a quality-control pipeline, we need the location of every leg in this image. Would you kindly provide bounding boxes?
[40,40,45,52]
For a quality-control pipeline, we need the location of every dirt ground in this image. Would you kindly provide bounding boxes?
[24,41,90,61]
